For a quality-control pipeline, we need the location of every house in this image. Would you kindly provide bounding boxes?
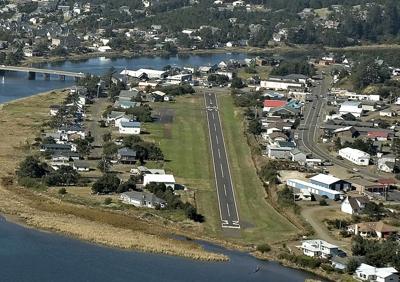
[151,90,168,101]
[117,147,137,164]
[349,178,386,194]
[49,105,61,116]
[40,143,74,153]
[72,160,91,172]
[348,222,399,239]
[51,151,80,161]
[339,101,363,117]
[267,131,288,143]
[114,100,141,109]
[378,156,396,173]
[114,115,131,128]
[287,177,345,200]
[106,111,126,126]
[380,109,394,117]
[263,99,287,112]
[301,239,339,258]
[119,121,141,135]
[339,147,370,166]
[355,263,399,282]
[131,166,166,176]
[120,191,166,209]
[143,174,176,189]
[368,131,389,141]
[309,174,351,191]
[341,196,369,215]
[290,148,307,165]
[331,256,362,271]
[268,106,300,118]
[118,90,140,101]
[266,141,296,159]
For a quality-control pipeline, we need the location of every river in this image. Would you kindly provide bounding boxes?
[0,218,319,282]
[0,53,321,281]
[0,53,248,103]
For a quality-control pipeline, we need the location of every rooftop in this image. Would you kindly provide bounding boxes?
[310,174,341,185]
[356,263,398,278]
[143,174,176,183]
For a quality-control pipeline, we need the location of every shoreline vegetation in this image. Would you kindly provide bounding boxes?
[0,90,229,262]
[20,43,400,67]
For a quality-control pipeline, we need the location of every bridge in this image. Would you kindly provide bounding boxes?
[0,65,86,81]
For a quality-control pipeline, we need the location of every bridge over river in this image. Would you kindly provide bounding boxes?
[0,65,86,80]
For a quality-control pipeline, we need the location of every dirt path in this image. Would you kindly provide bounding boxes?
[300,205,348,249]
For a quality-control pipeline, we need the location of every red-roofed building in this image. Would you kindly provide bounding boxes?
[263,99,287,112]
[378,178,396,186]
[367,131,389,141]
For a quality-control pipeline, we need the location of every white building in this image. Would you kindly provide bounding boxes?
[339,101,363,117]
[118,121,141,135]
[120,68,167,79]
[301,239,339,258]
[338,147,370,166]
[341,196,369,215]
[120,191,166,209]
[260,80,304,91]
[355,263,399,282]
[143,174,176,189]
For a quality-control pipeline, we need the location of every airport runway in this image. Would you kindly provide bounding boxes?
[204,92,240,229]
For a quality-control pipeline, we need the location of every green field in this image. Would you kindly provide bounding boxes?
[217,94,298,243]
[146,93,298,243]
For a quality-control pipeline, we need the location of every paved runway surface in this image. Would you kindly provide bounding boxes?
[204,92,240,229]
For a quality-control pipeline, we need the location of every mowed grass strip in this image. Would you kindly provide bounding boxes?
[146,95,220,234]
[217,94,298,243]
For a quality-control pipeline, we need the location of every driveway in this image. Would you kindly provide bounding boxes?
[301,205,349,250]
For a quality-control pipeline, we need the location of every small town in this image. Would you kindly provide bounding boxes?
[1,0,400,282]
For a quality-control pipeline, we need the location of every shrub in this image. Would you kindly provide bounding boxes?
[104,197,112,205]
[58,187,67,195]
[256,244,271,253]
[319,199,328,206]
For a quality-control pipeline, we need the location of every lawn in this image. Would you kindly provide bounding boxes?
[145,95,221,234]
[217,94,298,243]
[146,93,298,244]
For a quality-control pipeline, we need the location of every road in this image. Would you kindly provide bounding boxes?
[297,73,379,179]
[0,65,86,78]
[204,92,240,229]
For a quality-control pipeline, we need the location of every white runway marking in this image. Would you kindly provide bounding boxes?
[218,148,221,159]
[226,203,231,217]
[220,163,224,178]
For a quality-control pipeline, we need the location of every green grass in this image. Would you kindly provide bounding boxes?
[218,94,298,243]
[145,95,220,234]
[145,94,298,243]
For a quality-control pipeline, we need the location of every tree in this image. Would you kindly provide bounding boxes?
[346,258,360,274]
[92,173,121,194]
[75,139,91,156]
[104,197,112,205]
[17,156,47,178]
[102,132,112,142]
[231,77,244,89]
[363,202,385,220]
[248,119,262,135]
[45,166,79,186]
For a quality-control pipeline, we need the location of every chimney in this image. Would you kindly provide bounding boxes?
[355,223,359,235]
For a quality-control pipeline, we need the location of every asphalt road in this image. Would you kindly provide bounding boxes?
[297,74,379,179]
[204,92,240,229]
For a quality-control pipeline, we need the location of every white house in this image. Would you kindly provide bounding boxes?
[120,191,166,209]
[120,68,167,79]
[338,147,370,166]
[341,196,369,215]
[143,174,176,189]
[339,101,363,117]
[119,121,141,135]
[355,263,399,282]
[301,239,339,258]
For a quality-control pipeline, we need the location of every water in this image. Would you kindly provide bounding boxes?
[0,219,319,282]
[0,53,249,103]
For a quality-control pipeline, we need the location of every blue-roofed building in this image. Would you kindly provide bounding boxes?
[309,174,351,191]
[287,178,344,200]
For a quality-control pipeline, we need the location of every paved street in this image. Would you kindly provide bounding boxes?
[297,73,380,179]
[204,92,240,229]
